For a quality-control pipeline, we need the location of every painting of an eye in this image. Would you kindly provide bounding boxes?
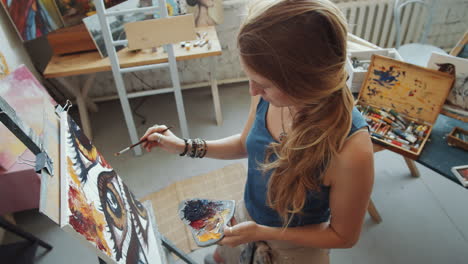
[106,190,121,217]
[98,171,129,260]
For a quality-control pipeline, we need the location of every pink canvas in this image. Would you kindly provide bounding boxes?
[0,65,56,170]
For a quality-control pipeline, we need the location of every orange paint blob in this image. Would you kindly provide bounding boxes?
[198,232,222,242]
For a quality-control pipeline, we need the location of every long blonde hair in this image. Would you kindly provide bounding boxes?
[238,0,354,224]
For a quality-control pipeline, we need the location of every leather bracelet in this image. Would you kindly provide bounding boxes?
[179,138,189,156]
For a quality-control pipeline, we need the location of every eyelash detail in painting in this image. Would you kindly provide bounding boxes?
[67,117,111,182]
[125,185,149,246]
[98,170,131,261]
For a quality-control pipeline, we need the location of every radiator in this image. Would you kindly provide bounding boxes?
[336,0,468,50]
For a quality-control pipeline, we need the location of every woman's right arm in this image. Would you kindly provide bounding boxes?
[141,96,260,160]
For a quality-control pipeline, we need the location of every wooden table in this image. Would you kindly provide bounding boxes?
[44,26,222,140]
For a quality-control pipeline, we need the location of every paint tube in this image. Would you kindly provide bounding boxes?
[371,132,385,140]
[393,129,417,144]
[388,109,408,126]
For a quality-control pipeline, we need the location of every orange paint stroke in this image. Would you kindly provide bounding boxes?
[67,157,81,186]
[68,184,111,256]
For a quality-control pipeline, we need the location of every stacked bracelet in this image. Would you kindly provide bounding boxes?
[179,139,189,156]
[179,138,207,158]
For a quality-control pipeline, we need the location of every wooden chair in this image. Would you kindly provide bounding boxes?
[367,143,420,223]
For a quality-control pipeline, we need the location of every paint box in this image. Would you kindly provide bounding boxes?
[178,199,235,247]
[447,127,468,151]
[356,55,454,160]
[346,48,403,93]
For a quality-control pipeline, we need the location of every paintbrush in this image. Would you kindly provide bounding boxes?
[114,126,173,156]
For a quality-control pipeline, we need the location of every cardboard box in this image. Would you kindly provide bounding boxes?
[346,48,403,93]
[356,55,454,160]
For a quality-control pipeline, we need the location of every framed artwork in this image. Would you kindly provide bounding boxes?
[180,0,223,28]
[427,52,468,120]
[451,165,468,187]
[0,0,64,41]
[83,0,180,57]
[60,112,163,263]
[450,31,468,59]
[0,65,56,171]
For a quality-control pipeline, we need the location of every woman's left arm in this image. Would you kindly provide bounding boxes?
[220,132,374,248]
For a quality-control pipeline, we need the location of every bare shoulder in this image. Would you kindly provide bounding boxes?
[326,130,374,186]
[340,130,373,165]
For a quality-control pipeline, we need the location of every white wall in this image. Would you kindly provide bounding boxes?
[0,6,39,79]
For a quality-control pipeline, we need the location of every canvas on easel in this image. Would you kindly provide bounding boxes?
[59,112,163,264]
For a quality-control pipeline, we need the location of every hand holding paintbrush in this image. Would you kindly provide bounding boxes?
[115,126,174,156]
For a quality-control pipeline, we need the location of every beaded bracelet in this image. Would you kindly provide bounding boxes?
[181,138,208,158]
[196,138,205,158]
[200,139,207,158]
[189,139,197,158]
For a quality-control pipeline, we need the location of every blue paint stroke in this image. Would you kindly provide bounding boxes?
[373,67,400,88]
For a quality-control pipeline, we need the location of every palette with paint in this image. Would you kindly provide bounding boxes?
[178,199,235,247]
[356,55,455,159]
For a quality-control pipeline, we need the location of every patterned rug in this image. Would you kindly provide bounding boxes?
[141,163,247,253]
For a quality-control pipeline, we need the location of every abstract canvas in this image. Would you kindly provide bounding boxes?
[427,52,468,112]
[180,0,223,28]
[60,113,162,264]
[1,0,64,41]
[0,65,56,171]
[83,0,180,57]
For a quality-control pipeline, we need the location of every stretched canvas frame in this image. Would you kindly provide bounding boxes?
[59,112,163,264]
[450,31,468,59]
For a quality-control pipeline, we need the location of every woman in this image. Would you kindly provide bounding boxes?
[186,0,216,27]
[141,0,374,263]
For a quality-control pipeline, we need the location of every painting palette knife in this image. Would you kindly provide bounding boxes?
[83,0,180,57]
[59,112,163,263]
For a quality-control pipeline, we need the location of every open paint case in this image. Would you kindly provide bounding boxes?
[178,199,235,247]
